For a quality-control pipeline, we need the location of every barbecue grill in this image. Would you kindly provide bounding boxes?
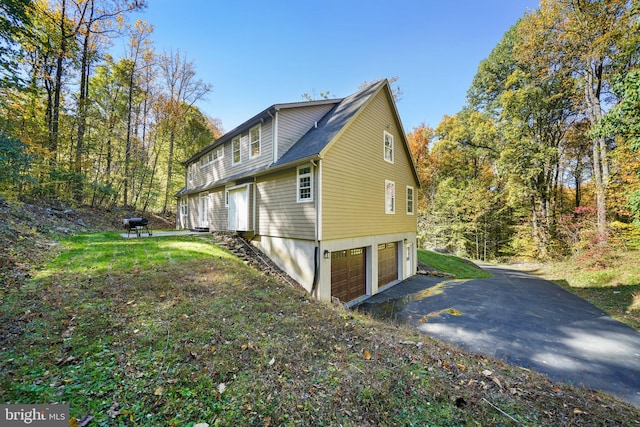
[123,217,152,237]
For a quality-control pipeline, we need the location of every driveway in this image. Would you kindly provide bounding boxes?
[357,266,640,407]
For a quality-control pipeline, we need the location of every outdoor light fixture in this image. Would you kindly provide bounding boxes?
[324,250,330,259]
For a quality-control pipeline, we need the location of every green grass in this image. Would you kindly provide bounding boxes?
[1,233,638,425]
[418,249,492,279]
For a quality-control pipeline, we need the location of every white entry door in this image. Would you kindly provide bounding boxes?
[405,242,413,277]
[228,186,249,231]
[198,193,209,228]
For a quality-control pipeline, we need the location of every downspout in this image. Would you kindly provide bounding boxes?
[311,159,321,296]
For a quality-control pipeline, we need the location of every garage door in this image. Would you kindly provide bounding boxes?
[378,242,398,287]
[331,247,366,302]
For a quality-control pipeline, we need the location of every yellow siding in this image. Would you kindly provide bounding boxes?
[322,89,418,240]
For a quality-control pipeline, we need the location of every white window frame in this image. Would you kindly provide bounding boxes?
[406,185,415,215]
[385,180,395,214]
[232,136,241,165]
[187,165,194,183]
[180,198,188,217]
[384,130,394,163]
[297,164,313,203]
[249,125,261,159]
[199,146,224,169]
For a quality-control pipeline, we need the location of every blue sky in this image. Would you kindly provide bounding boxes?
[126,1,540,134]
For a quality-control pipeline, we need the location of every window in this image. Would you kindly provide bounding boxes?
[180,198,188,217]
[199,146,224,168]
[297,165,313,202]
[187,165,193,182]
[214,146,224,161]
[249,125,261,158]
[406,186,415,215]
[232,136,241,164]
[384,131,394,163]
[385,180,395,214]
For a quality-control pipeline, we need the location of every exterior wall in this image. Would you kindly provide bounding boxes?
[316,231,418,303]
[209,187,227,231]
[255,168,316,240]
[277,104,335,158]
[321,89,418,241]
[252,236,316,292]
[188,120,274,190]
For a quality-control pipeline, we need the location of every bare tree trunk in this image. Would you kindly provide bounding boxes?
[585,62,609,244]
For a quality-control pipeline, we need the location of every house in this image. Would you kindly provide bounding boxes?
[176,80,420,304]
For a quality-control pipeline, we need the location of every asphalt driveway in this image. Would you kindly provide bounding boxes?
[357,266,640,407]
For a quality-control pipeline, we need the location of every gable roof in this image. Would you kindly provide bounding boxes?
[177,80,420,197]
[272,80,386,167]
[183,98,341,165]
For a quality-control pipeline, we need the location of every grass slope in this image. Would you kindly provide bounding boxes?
[418,249,491,279]
[1,233,638,426]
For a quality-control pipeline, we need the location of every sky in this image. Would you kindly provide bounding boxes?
[125,0,540,134]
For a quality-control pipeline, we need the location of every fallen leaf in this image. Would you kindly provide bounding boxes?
[180,314,189,320]
[492,377,503,389]
[194,423,210,427]
[482,369,493,377]
[218,382,226,394]
[573,408,584,415]
[364,350,371,360]
[269,357,275,366]
[456,363,466,371]
[154,386,164,396]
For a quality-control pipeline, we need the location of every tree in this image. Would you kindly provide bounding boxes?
[0,0,32,88]
[516,0,633,245]
[156,50,211,213]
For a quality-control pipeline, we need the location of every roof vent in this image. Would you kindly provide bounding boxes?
[314,121,318,128]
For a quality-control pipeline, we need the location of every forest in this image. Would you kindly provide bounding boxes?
[409,0,640,261]
[0,0,222,215]
[1,0,639,261]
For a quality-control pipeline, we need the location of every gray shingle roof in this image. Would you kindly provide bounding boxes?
[176,80,390,197]
[273,80,385,167]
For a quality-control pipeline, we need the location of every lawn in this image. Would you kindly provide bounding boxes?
[1,233,638,426]
[417,249,492,279]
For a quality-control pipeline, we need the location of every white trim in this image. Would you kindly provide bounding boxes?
[317,160,322,241]
[297,164,313,203]
[232,136,241,165]
[385,180,395,214]
[273,112,279,163]
[383,130,394,164]
[406,185,415,215]
[249,124,261,159]
[199,146,224,169]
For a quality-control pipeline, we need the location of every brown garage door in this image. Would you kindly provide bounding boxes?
[331,247,366,302]
[378,242,398,287]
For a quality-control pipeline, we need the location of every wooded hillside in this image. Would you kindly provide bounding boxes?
[0,0,222,214]
[409,0,640,260]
